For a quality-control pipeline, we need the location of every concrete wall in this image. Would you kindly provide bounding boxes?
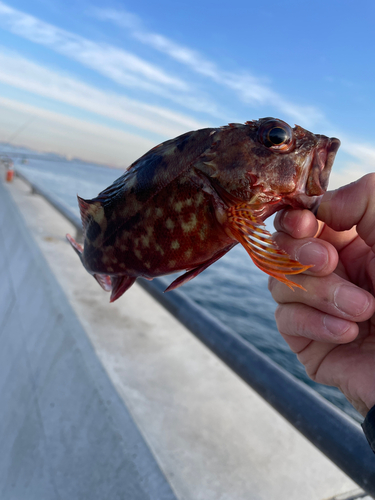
[0,178,177,499]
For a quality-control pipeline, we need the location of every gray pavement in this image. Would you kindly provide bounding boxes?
[0,175,177,500]
[0,168,363,499]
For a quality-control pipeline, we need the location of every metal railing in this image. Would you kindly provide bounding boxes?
[12,169,375,497]
[15,169,84,241]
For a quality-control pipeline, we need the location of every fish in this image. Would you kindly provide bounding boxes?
[66,118,340,302]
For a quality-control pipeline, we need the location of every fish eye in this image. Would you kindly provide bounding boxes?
[268,127,288,145]
[259,120,294,151]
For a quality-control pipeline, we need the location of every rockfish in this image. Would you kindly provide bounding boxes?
[67,118,340,302]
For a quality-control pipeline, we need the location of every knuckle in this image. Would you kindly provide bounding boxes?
[361,173,375,191]
[268,276,276,294]
[274,304,282,323]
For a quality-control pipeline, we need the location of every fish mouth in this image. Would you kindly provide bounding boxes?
[306,136,341,197]
[293,136,340,214]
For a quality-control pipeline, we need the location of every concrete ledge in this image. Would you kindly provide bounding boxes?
[0,177,177,500]
[1,169,361,499]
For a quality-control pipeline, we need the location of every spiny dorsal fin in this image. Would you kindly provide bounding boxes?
[77,196,103,233]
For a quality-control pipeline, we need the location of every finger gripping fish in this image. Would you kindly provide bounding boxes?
[67,118,340,302]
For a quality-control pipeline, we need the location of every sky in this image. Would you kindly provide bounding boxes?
[0,0,374,188]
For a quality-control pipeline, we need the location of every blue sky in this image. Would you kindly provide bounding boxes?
[0,0,374,187]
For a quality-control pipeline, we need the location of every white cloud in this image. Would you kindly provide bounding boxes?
[326,138,375,190]
[0,96,155,166]
[0,1,187,92]
[0,1,226,119]
[0,49,206,138]
[0,1,326,126]
[341,141,375,165]
[92,7,325,127]
[328,164,369,191]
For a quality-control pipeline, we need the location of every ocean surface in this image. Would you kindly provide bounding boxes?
[2,144,361,422]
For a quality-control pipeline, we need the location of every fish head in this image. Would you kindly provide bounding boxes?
[247,118,341,216]
[201,119,340,290]
[204,118,340,219]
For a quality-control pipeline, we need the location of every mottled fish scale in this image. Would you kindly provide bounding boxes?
[87,170,233,278]
[80,128,221,266]
[94,128,217,222]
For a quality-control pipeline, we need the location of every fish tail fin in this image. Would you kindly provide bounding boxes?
[77,195,104,234]
[66,233,135,301]
[92,273,136,302]
[93,273,112,292]
[67,231,135,302]
[109,275,136,302]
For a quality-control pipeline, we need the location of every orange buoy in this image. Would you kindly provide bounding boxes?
[6,168,14,182]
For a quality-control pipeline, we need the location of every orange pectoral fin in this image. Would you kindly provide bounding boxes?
[226,206,312,290]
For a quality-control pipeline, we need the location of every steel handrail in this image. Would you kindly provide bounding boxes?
[14,169,375,496]
[15,169,83,241]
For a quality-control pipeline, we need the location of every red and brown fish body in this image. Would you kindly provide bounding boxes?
[67,118,340,302]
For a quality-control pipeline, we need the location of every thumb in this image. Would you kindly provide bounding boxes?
[317,174,375,251]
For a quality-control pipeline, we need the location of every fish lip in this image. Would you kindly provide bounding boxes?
[305,136,341,197]
[287,136,340,214]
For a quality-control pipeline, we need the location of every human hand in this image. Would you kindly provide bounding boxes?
[269,174,375,417]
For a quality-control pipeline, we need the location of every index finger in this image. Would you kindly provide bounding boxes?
[318,174,375,251]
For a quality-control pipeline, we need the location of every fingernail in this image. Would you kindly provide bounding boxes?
[323,314,351,337]
[297,242,328,272]
[334,285,370,317]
